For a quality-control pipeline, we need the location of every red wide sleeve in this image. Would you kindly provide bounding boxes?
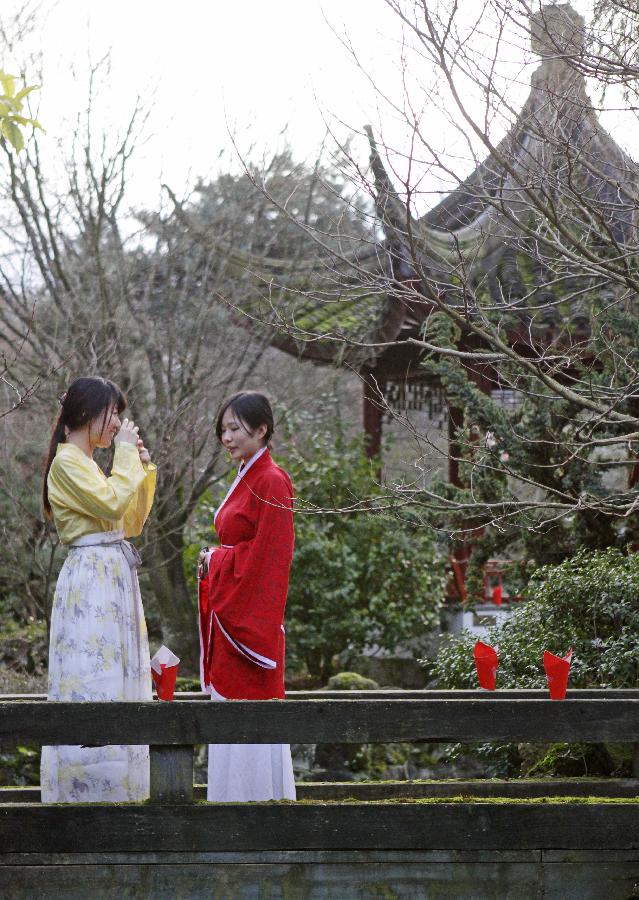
[211,467,294,667]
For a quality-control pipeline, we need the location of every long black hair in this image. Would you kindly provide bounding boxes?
[42,376,126,518]
[215,391,274,445]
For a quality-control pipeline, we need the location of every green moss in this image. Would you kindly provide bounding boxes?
[302,777,636,787]
[326,671,380,691]
[523,742,620,778]
[239,287,383,342]
[294,292,381,336]
[192,795,639,806]
[321,796,639,805]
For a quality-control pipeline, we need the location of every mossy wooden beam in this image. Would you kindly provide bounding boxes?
[2,698,639,746]
[3,778,639,806]
[6,689,639,702]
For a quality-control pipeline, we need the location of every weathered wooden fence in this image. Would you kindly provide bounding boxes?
[2,690,639,898]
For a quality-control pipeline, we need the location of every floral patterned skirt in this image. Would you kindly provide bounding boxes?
[40,530,152,803]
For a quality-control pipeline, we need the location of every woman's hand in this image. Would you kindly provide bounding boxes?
[114,417,140,446]
[198,547,210,566]
[198,546,213,578]
[137,438,152,465]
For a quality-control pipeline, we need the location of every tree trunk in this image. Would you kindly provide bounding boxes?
[146,526,199,675]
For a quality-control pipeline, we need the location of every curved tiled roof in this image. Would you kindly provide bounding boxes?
[366,5,639,353]
[197,4,638,374]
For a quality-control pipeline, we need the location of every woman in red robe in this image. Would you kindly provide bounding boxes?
[198,391,295,801]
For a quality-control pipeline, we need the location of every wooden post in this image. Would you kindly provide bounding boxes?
[362,368,384,460]
[447,404,469,601]
[149,745,194,803]
[446,358,493,602]
[448,404,464,488]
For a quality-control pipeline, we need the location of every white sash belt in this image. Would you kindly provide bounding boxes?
[68,529,142,572]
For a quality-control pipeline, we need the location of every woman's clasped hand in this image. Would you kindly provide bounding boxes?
[114,416,152,465]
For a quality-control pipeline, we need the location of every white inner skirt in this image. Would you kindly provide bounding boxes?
[207,685,296,802]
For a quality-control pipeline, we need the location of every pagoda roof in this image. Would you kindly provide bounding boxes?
[187,3,638,375]
[367,3,639,353]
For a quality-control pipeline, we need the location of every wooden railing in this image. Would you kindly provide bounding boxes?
[2,690,639,854]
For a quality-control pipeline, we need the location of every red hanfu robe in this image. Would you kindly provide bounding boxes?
[198,448,294,700]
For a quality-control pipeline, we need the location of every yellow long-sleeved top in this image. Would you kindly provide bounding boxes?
[47,441,157,545]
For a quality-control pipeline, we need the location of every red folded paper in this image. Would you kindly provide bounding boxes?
[543,648,573,700]
[473,640,499,690]
[150,645,180,701]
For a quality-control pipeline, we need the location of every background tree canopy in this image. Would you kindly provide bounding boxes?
[0,126,373,671]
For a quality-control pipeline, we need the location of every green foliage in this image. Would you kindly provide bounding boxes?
[174,676,202,692]
[434,547,639,689]
[418,300,639,595]
[283,431,446,681]
[0,745,40,786]
[440,741,522,778]
[0,71,42,152]
[521,742,626,778]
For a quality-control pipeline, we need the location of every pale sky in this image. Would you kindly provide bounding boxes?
[6,0,406,209]
[2,0,628,216]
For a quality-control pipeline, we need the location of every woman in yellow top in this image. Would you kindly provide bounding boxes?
[40,376,156,803]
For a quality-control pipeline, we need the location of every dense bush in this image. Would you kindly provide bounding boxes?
[284,432,447,682]
[434,547,639,689]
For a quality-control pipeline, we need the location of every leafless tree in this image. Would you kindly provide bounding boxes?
[0,60,365,665]
[209,0,639,581]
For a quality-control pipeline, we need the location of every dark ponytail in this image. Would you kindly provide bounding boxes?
[42,376,126,518]
[42,415,67,517]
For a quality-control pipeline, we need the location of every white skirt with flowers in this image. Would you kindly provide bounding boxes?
[40,530,152,803]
